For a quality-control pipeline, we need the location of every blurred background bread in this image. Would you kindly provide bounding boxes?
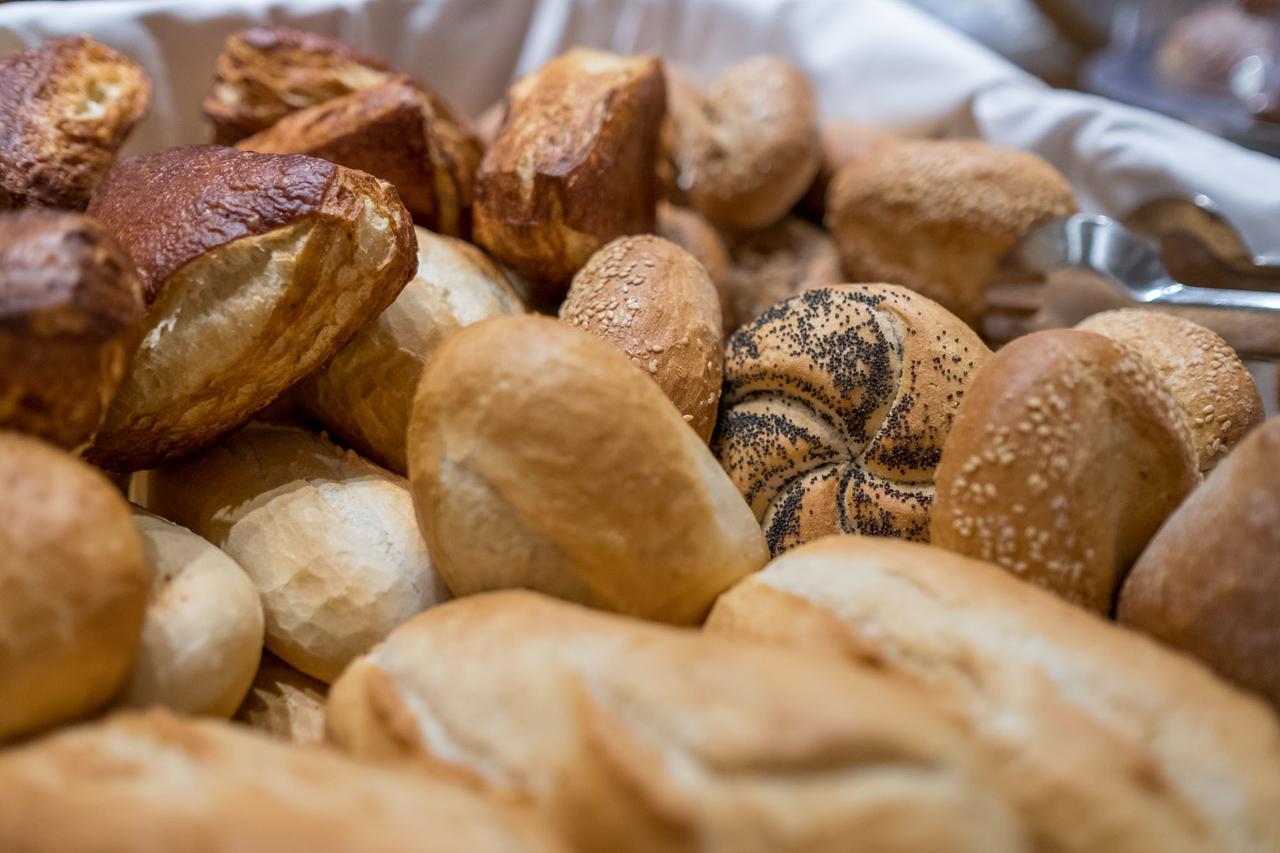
[717,216,841,332]
[653,202,729,295]
[234,652,328,746]
[799,120,896,220]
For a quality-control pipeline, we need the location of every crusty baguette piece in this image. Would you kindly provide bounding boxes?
[234,652,328,746]
[140,423,448,683]
[407,315,767,625]
[328,590,1027,853]
[0,710,565,853]
[301,226,523,474]
[717,216,841,332]
[706,535,1280,853]
[0,36,149,209]
[0,209,143,450]
[84,145,416,471]
[238,77,483,237]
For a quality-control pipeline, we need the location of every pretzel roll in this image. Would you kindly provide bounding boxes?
[827,140,1076,326]
[234,652,328,746]
[301,226,523,474]
[654,202,728,291]
[84,146,416,471]
[1077,309,1262,471]
[932,330,1200,614]
[0,432,148,741]
[719,216,841,332]
[0,209,144,449]
[473,49,665,305]
[560,235,723,441]
[407,315,767,625]
[714,285,990,555]
[0,36,150,210]
[800,120,896,219]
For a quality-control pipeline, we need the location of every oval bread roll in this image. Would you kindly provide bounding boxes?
[718,216,841,332]
[706,536,1280,853]
[301,226,523,474]
[560,235,723,441]
[118,507,264,718]
[407,315,767,625]
[234,652,328,746]
[328,591,1027,853]
[142,423,448,683]
[0,432,148,741]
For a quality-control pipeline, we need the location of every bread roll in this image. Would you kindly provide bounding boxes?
[559,235,723,441]
[473,99,506,148]
[827,140,1076,325]
[718,216,841,332]
[1077,309,1262,471]
[408,315,766,625]
[142,423,448,682]
[664,57,820,229]
[0,710,564,853]
[237,77,483,237]
[799,120,895,219]
[0,36,149,209]
[654,201,728,291]
[714,285,990,555]
[234,652,328,746]
[473,48,665,305]
[117,507,263,718]
[705,536,1280,853]
[328,591,1027,853]
[301,226,523,474]
[0,432,148,741]
[931,329,1200,613]
[203,27,395,144]
[84,145,416,471]
[0,209,143,449]
[1119,416,1280,710]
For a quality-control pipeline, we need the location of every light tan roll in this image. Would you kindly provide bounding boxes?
[234,652,328,746]
[706,535,1280,853]
[328,590,1027,853]
[301,226,524,474]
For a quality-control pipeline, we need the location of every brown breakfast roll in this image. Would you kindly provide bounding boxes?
[203,27,395,144]
[559,235,723,441]
[0,710,566,853]
[714,285,990,555]
[473,48,666,305]
[654,201,729,292]
[718,216,842,332]
[706,536,1280,853]
[234,652,328,746]
[407,315,767,625]
[328,591,1028,853]
[237,77,483,237]
[0,36,150,210]
[931,329,1200,614]
[1077,309,1263,471]
[799,120,896,219]
[0,432,149,742]
[1119,416,1280,710]
[83,145,416,471]
[827,139,1076,326]
[0,209,144,450]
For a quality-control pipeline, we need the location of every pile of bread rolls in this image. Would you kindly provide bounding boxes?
[0,27,1277,853]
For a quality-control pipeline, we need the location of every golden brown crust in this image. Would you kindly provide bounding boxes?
[473,49,666,306]
[0,36,150,210]
[800,120,896,219]
[653,202,728,291]
[827,139,1076,326]
[931,329,1201,614]
[560,235,723,441]
[714,285,990,555]
[718,216,841,332]
[0,209,144,449]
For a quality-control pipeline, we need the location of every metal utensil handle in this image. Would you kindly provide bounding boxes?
[1146,282,1280,312]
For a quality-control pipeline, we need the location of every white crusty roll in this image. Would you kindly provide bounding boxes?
[328,591,1027,853]
[407,315,767,625]
[0,710,564,853]
[234,652,328,746]
[301,226,524,474]
[706,536,1280,853]
[117,507,263,718]
[141,423,448,682]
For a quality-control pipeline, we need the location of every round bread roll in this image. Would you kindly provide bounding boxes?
[827,139,1076,326]
[0,209,144,450]
[1077,309,1262,471]
[0,432,148,741]
[654,201,729,292]
[117,507,264,718]
[559,235,723,441]
[665,57,821,229]
[301,226,524,474]
[719,216,842,332]
[799,120,896,219]
[931,329,1200,614]
[407,315,768,625]
[714,285,990,555]
[142,423,448,682]
[84,145,416,471]
[234,652,328,746]
[1119,416,1280,710]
